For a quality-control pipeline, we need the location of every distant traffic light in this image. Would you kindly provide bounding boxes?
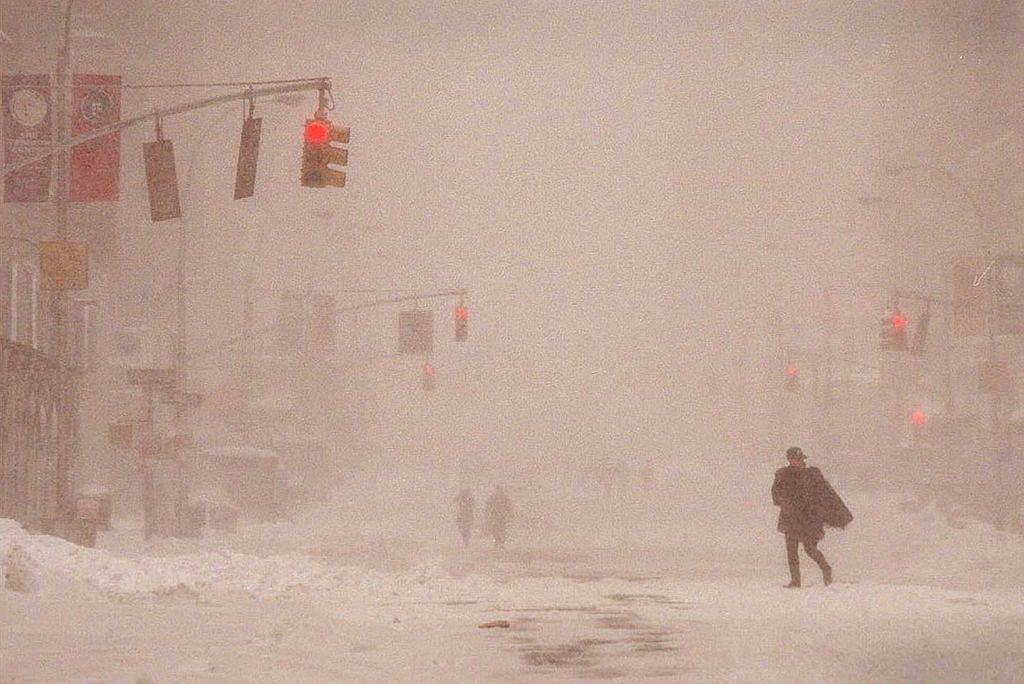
[422,363,436,392]
[881,309,908,351]
[784,364,799,392]
[300,118,349,188]
[455,303,468,342]
[910,409,926,426]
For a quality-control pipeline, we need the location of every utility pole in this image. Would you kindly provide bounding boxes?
[52,0,75,519]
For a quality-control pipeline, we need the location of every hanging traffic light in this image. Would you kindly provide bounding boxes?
[880,309,908,351]
[300,118,349,188]
[455,302,468,342]
[422,363,436,392]
[784,364,799,392]
[910,409,927,426]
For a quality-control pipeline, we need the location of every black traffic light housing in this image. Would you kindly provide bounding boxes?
[784,364,799,392]
[881,309,908,351]
[301,118,349,188]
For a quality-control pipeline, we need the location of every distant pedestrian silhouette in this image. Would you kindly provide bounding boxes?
[483,486,513,549]
[454,488,475,548]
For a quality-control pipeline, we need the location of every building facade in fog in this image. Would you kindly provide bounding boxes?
[879,0,1024,526]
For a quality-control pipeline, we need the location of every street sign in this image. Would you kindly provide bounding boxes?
[399,310,434,354]
[234,116,261,200]
[136,434,162,458]
[108,422,134,450]
[143,139,181,222]
[126,368,175,386]
[39,240,89,290]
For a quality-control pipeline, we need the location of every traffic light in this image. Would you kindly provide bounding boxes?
[300,118,349,188]
[422,363,436,392]
[881,309,908,351]
[784,364,799,392]
[910,409,926,427]
[455,303,468,342]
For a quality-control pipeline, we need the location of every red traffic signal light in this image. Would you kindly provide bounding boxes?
[422,363,436,391]
[304,119,330,144]
[910,409,926,426]
[455,304,468,342]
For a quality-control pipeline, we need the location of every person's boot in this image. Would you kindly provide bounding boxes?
[784,580,801,588]
[822,564,832,587]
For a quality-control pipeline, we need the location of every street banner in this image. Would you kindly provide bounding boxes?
[2,74,52,202]
[70,74,121,201]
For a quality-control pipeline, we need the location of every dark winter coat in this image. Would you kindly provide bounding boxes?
[771,465,852,541]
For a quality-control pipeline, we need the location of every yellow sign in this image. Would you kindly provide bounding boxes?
[40,240,89,290]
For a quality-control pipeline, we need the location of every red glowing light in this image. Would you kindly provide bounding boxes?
[304,120,329,144]
[424,364,435,377]
[455,305,468,321]
[910,409,926,426]
[891,313,907,330]
[785,365,798,377]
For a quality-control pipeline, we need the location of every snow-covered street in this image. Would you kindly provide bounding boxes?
[5,477,1024,683]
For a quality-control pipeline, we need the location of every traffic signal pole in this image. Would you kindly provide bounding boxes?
[51,0,74,522]
[1,79,333,180]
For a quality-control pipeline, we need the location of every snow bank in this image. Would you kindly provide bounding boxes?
[0,517,449,601]
[0,518,621,613]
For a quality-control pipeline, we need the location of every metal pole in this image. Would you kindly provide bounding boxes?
[1,79,330,178]
[52,0,74,521]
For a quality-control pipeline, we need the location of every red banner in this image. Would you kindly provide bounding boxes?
[2,74,52,203]
[70,74,121,202]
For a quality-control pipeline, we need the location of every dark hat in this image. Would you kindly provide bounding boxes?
[786,446,806,460]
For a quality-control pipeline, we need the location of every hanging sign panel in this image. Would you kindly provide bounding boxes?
[70,73,122,202]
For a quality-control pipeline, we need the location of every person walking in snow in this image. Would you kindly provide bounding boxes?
[454,488,475,548]
[483,486,513,549]
[771,446,852,588]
